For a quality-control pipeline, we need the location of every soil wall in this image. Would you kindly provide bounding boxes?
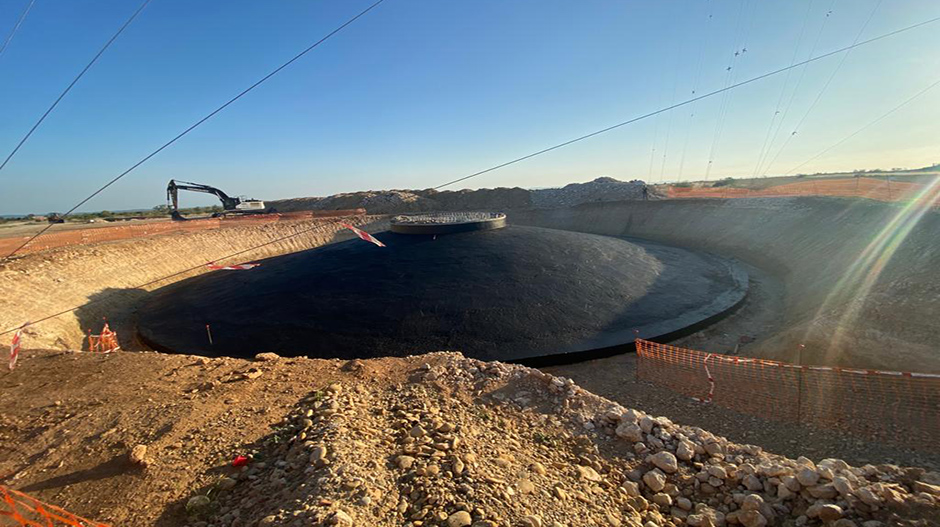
[513,197,940,372]
[0,216,388,350]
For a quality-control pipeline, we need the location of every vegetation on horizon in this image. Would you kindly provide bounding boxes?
[0,204,223,224]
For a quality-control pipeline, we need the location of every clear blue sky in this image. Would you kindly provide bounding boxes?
[1,0,938,214]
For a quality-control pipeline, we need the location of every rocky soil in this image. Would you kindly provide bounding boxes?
[2,348,938,527]
[181,354,937,527]
[529,178,655,208]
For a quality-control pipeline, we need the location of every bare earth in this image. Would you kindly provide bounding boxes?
[2,350,938,527]
[2,194,940,525]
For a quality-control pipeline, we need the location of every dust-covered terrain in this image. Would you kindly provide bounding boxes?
[2,187,940,526]
[2,350,938,526]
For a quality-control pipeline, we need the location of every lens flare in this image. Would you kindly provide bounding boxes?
[812,175,940,364]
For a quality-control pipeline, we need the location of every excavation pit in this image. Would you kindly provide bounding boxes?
[137,224,747,362]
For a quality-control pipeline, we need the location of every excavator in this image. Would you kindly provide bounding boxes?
[166,179,269,220]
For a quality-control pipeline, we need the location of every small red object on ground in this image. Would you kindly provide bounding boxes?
[232,455,249,468]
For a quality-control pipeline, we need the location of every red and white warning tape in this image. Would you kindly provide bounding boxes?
[698,351,940,379]
[9,323,26,371]
[340,223,385,247]
[635,339,940,384]
[207,263,260,271]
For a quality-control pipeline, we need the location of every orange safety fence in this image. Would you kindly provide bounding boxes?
[0,209,366,257]
[665,177,940,205]
[635,339,940,448]
[0,486,109,527]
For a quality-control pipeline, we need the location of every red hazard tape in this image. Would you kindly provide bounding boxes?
[9,323,26,371]
[207,262,260,270]
[340,223,385,247]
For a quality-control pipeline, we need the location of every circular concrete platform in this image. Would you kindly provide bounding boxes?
[390,212,507,234]
[137,225,747,362]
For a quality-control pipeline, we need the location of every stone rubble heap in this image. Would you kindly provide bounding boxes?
[267,178,656,216]
[530,178,653,209]
[186,353,939,527]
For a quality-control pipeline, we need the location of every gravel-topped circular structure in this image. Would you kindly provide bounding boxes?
[390,211,507,234]
[137,224,747,363]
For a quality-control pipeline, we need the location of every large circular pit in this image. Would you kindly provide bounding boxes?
[137,222,747,362]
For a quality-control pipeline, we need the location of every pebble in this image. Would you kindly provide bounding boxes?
[643,469,666,492]
[576,465,603,482]
[738,510,767,527]
[796,467,819,486]
[128,444,148,466]
[328,510,353,525]
[816,504,843,522]
[520,515,543,527]
[517,479,535,494]
[650,451,678,473]
[447,510,472,527]
[615,423,644,442]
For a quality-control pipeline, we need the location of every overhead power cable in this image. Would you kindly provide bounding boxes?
[755,0,837,177]
[432,14,940,191]
[782,76,940,177]
[3,13,939,336]
[0,0,36,60]
[760,0,883,177]
[0,0,152,174]
[676,0,715,182]
[0,218,358,336]
[5,0,387,258]
[704,0,753,181]
[751,0,818,178]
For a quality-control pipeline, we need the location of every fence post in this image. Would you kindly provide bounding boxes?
[796,344,805,425]
[633,330,640,381]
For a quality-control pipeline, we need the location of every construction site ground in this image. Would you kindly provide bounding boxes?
[2,191,940,526]
[2,348,938,526]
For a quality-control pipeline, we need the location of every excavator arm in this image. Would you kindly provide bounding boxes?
[166,179,266,220]
[166,179,240,212]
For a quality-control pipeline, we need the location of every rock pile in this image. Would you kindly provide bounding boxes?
[530,178,653,208]
[185,353,939,527]
[266,178,655,216]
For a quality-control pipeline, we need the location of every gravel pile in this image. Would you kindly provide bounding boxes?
[530,178,653,208]
[267,178,656,216]
[184,353,939,527]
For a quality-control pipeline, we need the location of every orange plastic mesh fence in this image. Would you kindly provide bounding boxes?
[635,339,940,447]
[86,333,119,353]
[0,486,109,527]
[0,209,367,256]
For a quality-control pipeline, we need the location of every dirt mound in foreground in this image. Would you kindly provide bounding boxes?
[1,350,936,526]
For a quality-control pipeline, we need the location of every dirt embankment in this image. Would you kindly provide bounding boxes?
[0,216,388,351]
[2,350,938,527]
[513,197,940,373]
[266,178,652,214]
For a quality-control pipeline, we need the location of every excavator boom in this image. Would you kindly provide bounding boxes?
[166,179,265,219]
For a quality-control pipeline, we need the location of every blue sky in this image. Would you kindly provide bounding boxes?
[1,0,938,214]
